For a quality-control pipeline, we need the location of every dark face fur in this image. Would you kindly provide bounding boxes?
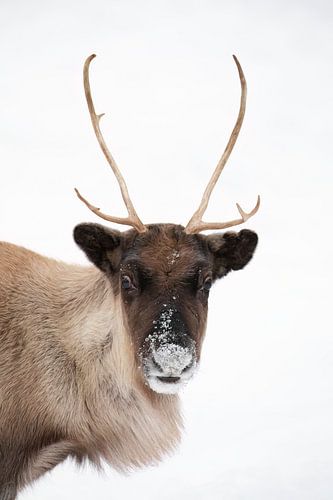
[74,223,258,394]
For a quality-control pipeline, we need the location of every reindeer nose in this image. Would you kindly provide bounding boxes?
[152,344,194,376]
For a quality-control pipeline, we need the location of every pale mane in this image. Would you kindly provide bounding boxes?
[0,242,182,491]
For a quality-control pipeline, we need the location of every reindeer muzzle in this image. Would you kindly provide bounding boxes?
[142,307,197,394]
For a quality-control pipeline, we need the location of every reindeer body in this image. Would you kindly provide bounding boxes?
[0,54,260,499]
[0,240,181,497]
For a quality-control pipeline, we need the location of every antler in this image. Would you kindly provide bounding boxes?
[185,55,260,234]
[75,54,147,233]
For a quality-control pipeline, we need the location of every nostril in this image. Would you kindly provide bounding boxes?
[181,360,194,373]
[152,357,162,371]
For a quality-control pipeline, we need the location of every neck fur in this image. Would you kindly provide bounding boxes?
[55,265,183,470]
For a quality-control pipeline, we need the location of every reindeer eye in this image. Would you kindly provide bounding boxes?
[202,277,212,292]
[121,275,136,291]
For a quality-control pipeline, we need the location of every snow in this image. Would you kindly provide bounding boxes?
[166,250,180,266]
[153,344,192,374]
[1,0,332,498]
[145,308,188,349]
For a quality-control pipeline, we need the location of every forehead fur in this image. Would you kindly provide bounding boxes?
[120,224,210,275]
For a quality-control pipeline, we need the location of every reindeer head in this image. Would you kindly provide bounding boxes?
[73,55,260,394]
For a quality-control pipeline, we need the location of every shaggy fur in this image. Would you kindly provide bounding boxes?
[0,224,258,498]
[0,241,181,496]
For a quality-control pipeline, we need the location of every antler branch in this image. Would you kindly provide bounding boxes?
[75,54,147,233]
[185,55,260,234]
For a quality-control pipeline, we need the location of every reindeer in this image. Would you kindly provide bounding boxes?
[0,54,260,499]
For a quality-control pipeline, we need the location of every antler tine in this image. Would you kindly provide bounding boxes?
[185,195,260,233]
[75,54,147,233]
[185,55,260,234]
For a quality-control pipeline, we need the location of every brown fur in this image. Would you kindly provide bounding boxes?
[0,224,258,497]
[0,240,181,496]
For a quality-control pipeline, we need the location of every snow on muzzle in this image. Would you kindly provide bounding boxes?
[142,307,197,394]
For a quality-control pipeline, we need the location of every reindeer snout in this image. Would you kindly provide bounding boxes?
[152,344,194,376]
[144,340,197,394]
[142,307,198,394]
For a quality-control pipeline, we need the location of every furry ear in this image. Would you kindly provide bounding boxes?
[73,223,121,272]
[206,229,258,279]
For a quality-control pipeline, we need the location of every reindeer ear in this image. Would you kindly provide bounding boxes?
[73,223,122,272]
[206,229,258,279]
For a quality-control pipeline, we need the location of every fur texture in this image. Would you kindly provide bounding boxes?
[0,241,181,494]
[0,224,258,496]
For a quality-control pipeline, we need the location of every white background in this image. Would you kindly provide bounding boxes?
[1,0,332,499]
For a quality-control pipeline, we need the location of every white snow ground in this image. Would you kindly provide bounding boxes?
[0,0,332,498]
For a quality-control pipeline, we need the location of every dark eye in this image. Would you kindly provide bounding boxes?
[121,275,136,291]
[202,277,212,292]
